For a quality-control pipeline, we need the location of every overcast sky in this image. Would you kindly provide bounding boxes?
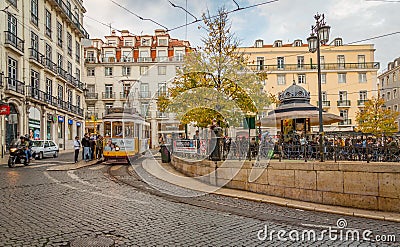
[83,0,400,72]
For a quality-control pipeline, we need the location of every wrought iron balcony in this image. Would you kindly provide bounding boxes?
[102,92,116,99]
[139,91,151,98]
[29,48,45,66]
[85,57,97,63]
[316,101,331,107]
[338,119,352,125]
[101,57,116,63]
[5,77,25,94]
[247,62,380,71]
[4,31,24,53]
[137,57,152,62]
[337,100,351,107]
[47,0,89,38]
[357,99,368,106]
[26,86,46,101]
[44,58,58,74]
[85,92,98,100]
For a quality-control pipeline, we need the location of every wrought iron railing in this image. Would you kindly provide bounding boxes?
[247,62,380,71]
[5,77,25,94]
[4,31,24,53]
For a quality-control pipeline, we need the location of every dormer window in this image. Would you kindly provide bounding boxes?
[273,40,282,47]
[293,40,302,47]
[108,40,116,46]
[124,39,133,46]
[158,38,168,46]
[141,37,151,46]
[334,38,343,46]
[255,39,263,48]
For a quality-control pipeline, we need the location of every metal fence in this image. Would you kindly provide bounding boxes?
[169,132,400,163]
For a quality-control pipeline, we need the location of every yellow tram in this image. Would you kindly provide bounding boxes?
[102,108,150,163]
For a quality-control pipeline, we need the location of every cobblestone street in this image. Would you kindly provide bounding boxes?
[0,152,399,246]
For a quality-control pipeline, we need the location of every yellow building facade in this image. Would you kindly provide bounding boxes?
[240,38,380,132]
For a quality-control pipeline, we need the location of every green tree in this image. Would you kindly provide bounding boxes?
[158,7,271,127]
[355,97,399,136]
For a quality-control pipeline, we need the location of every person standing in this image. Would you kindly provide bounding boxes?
[96,135,104,159]
[81,134,91,162]
[73,136,81,163]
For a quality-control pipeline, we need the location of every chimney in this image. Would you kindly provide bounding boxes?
[111,30,116,36]
[121,30,130,36]
[155,29,167,36]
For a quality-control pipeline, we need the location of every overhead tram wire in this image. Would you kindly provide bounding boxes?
[166,0,279,32]
[108,0,168,30]
[85,15,136,36]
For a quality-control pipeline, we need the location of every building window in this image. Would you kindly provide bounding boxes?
[57,21,63,47]
[68,124,73,140]
[140,66,148,75]
[58,85,64,100]
[31,31,39,53]
[45,43,52,61]
[394,89,398,99]
[387,92,391,101]
[8,13,17,36]
[57,53,63,72]
[31,0,38,26]
[340,109,348,119]
[121,50,132,62]
[337,55,345,69]
[158,66,166,75]
[358,55,366,69]
[46,78,52,100]
[334,38,343,46]
[124,40,133,46]
[298,74,306,84]
[358,73,367,83]
[339,91,347,101]
[277,57,284,69]
[255,40,263,48]
[158,38,168,46]
[67,61,72,76]
[76,41,81,63]
[274,40,282,47]
[76,68,80,81]
[322,91,327,102]
[45,9,52,38]
[359,90,367,100]
[277,75,286,85]
[158,83,167,96]
[31,70,39,98]
[294,40,302,47]
[87,68,95,76]
[321,73,326,84]
[256,57,264,71]
[140,83,149,98]
[105,103,113,113]
[122,66,131,76]
[7,0,17,8]
[7,57,18,90]
[123,83,131,97]
[297,56,304,69]
[320,56,325,69]
[338,73,346,83]
[67,32,72,56]
[105,67,113,76]
[141,37,151,46]
[105,84,113,98]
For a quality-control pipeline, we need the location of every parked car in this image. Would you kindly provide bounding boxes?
[31,140,59,159]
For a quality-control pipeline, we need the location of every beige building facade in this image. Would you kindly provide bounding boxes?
[83,29,191,148]
[379,57,400,130]
[240,37,380,132]
[0,0,88,154]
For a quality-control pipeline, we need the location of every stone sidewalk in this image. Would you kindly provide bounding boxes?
[142,154,400,223]
[0,149,75,166]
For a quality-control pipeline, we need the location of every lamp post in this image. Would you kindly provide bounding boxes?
[307,13,330,162]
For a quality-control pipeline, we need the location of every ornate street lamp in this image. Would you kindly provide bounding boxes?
[307,13,330,162]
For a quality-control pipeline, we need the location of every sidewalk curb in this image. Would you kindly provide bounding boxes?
[142,156,400,223]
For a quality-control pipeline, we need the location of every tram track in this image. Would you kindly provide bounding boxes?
[102,158,400,244]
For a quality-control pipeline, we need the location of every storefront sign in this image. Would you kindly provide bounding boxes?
[47,114,53,122]
[76,122,81,127]
[68,119,73,125]
[58,116,64,122]
[0,105,10,115]
[173,140,197,153]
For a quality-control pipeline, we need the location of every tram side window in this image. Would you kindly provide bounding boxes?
[125,122,134,138]
[104,122,111,137]
[113,121,123,137]
[135,123,140,138]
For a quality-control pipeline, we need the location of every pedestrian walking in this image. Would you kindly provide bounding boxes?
[81,133,91,162]
[96,135,104,159]
[74,136,81,163]
[89,136,96,160]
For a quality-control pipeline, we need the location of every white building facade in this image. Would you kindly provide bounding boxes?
[83,29,191,148]
[0,0,88,154]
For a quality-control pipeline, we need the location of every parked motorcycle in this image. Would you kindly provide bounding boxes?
[8,140,29,168]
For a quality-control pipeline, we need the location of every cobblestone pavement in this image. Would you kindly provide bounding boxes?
[0,153,399,246]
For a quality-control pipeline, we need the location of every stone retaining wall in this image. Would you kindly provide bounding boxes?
[171,156,400,212]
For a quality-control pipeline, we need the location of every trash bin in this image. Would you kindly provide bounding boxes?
[160,144,171,163]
